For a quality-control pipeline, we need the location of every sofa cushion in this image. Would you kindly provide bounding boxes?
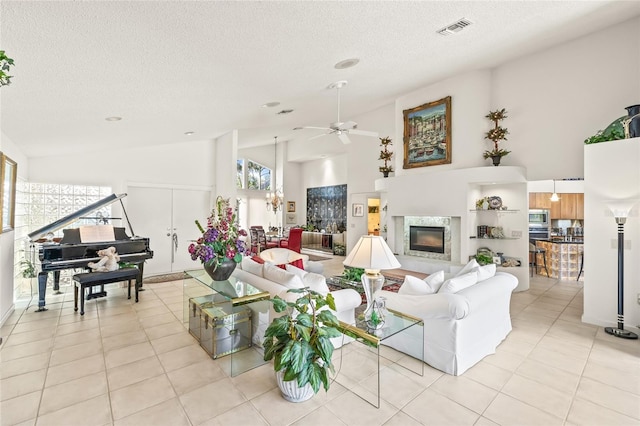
[456,259,480,277]
[438,271,479,294]
[472,264,497,281]
[285,263,307,279]
[251,255,265,264]
[303,272,330,294]
[399,270,445,295]
[241,256,264,277]
[263,262,304,289]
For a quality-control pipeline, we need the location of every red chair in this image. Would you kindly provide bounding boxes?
[279,227,303,253]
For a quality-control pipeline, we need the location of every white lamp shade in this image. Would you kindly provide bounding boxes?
[343,235,401,270]
[550,193,560,202]
[606,199,638,218]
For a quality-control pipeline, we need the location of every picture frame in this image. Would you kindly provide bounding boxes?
[403,96,452,169]
[352,203,364,217]
[1,153,18,233]
[285,213,296,225]
[287,201,295,212]
[492,256,502,265]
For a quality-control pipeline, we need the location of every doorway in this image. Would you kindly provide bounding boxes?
[126,185,211,276]
[367,198,380,236]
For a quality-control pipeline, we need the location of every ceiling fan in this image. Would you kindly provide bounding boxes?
[294,80,379,144]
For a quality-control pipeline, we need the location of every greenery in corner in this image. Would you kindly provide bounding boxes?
[0,51,15,87]
[378,136,394,173]
[341,266,364,282]
[263,288,342,393]
[584,116,626,144]
[20,260,36,278]
[475,253,493,266]
[483,108,511,159]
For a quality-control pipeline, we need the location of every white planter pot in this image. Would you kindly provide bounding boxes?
[276,370,315,403]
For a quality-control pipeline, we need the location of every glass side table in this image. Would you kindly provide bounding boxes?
[183,269,271,377]
[336,306,424,408]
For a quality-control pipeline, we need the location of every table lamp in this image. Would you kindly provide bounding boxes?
[343,235,400,328]
[605,199,638,339]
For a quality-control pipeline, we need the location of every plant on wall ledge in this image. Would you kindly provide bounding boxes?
[378,136,394,177]
[584,116,626,144]
[483,108,510,166]
[0,51,15,87]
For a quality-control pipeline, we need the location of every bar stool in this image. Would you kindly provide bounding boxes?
[529,246,549,277]
[577,252,584,281]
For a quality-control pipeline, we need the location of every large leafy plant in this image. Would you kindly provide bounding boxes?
[0,50,15,87]
[263,288,342,393]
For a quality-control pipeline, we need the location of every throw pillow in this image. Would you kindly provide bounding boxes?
[472,263,496,281]
[455,259,480,277]
[251,255,265,264]
[263,263,304,289]
[302,272,330,294]
[424,270,446,293]
[438,271,479,294]
[399,274,435,296]
[241,256,264,277]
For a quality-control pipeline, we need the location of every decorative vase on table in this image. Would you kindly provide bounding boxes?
[204,258,236,281]
[625,104,640,138]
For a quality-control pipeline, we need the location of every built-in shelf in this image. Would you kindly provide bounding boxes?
[469,209,519,213]
[470,237,519,240]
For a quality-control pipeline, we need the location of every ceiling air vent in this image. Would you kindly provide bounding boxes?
[437,18,473,36]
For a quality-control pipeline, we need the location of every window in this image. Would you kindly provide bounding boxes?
[236,159,245,189]
[246,160,271,191]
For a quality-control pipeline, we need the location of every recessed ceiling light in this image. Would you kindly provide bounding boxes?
[184,131,194,136]
[277,109,294,115]
[105,116,122,121]
[262,101,280,108]
[334,58,360,69]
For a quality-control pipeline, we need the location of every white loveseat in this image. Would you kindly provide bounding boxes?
[377,264,518,376]
[233,255,361,347]
[258,247,324,274]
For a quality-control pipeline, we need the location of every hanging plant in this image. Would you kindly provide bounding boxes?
[0,51,15,87]
[378,136,394,176]
[483,108,510,159]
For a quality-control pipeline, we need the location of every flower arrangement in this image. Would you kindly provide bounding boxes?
[378,136,394,176]
[188,196,247,268]
[483,108,510,159]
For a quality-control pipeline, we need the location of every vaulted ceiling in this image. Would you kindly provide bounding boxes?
[1,1,638,159]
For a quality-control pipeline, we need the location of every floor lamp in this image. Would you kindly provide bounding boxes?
[605,200,638,339]
[343,235,400,329]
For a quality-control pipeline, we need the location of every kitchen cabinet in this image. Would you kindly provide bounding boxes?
[560,193,577,219]
[575,193,584,220]
[529,192,552,209]
[550,197,561,219]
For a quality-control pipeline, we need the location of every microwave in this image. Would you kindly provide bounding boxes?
[529,209,549,225]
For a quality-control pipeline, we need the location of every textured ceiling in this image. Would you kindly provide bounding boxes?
[1,1,638,159]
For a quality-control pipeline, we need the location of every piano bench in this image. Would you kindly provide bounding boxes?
[73,268,141,315]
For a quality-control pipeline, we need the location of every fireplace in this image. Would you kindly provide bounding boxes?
[409,226,445,254]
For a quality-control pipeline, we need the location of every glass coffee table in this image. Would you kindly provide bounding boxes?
[336,306,424,408]
[183,269,271,377]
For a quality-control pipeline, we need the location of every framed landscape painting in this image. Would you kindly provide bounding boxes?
[403,96,452,169]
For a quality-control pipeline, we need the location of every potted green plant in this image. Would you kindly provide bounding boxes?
[378,136,394,177]
[0,50,15,87]
[263,288,342,402]
[483,108,510,166]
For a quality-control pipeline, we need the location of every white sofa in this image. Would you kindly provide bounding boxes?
[234,255,361,347]
[377,267,518,376]
[259,247,324,274]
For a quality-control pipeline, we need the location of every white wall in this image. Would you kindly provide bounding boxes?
[584,138,640,331]
[492,16,640,181]
[28,139,215,193]
[0,131,29,326]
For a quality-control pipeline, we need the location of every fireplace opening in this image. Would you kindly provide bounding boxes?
[409,226,445,254]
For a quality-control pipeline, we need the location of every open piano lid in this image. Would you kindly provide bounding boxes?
[28,193,129,242]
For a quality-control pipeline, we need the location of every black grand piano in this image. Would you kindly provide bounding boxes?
[28,193,153,312]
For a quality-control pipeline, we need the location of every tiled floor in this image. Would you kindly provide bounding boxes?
[1,256,639,426]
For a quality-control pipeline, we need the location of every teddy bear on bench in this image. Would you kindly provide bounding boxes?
[87,246,120,272]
